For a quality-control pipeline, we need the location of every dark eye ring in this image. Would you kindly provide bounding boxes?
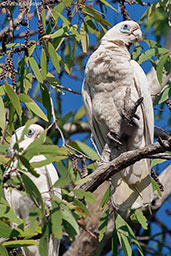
[26,128,35,138]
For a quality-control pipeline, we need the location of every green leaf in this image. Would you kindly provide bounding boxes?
[20,221,41,238]
[40,83,52,122]
[82,6,112,28]
[138,48,169,65]
[115,213,143,256]
[73,106,85,123]
[31,155,67,168]
[61,204,80,237]
[151,177,162,197]
[98,207,109,242]
[19,94,48,121]
[74,177,92,185]
[112,229,118,256]
[0,244,9,256]
[99,185,111,208]
[80,22,89,53]
[29,56,43,83]
[46,72,60,89]
[24,144,68,161]
[4,83,22,119]
[63,0,72,7]
[69,141,100,160]
[40,48,48,80]
[135,209,148,230]
[48,42,60,73]
[0,96,5,132]
[21,172,44,211]
[51,201,62,239]
[54,173,72,188]
[156,54,169,85]
[63,193,90,217]
[0,221,20,238]
[2,239,38,248]
[73,189,96,204]
[39,219,48,256]
[45,27,65,39]
[23,72,32,93]
[0,204,23,225]
[18,155,39,177]
[100,0,118,12]
[154,83,171,105]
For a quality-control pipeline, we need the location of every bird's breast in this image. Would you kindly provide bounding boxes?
[85,48,133,94]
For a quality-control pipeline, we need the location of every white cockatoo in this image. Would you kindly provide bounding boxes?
[82,21,154,210]
[4,124,61,256]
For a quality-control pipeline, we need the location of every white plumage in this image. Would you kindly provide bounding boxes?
[4,124,60,256]
[82,21,154,210]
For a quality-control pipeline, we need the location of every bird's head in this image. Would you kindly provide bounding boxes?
[9,124,44,156]
[101,20,142,48]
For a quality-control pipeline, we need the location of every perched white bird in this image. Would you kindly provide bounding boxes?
[82,21,154,210]
[4,124,61,256]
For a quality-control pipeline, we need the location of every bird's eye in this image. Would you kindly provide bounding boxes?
[26,128,35,138]
[120,24,130,33]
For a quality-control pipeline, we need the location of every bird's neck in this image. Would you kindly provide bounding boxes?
[101,39,130,57]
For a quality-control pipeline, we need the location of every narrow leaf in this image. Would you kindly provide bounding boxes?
[51,201,62,239]
[2,240,38,248]
[19,94,48,121]
[40,49,48,80]
[156,54,169,85]
[48,42,60,73]
[100,0,118,12]
[0,204,23,225]
[61,204,80,236]
[151,177,162,197]
[98,207,109,242]
[73,106,85,123]
[29,57,43,83]
[69,141,100,160]
[100,185,111,208]
[135,209,148,230]
[73,189,96,203]
[0,221,19,238]
[154,83,171,105]
[21,172,44,211]
[4,83,22,119]
[0,244,8,256]
[0,96,5,131]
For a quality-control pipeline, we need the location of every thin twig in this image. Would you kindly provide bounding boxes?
[50,82,81,95]
[0,10,28,41]
[90,134,101,159]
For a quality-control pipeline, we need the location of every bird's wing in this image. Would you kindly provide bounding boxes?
[130,59,154,144]
[82,79,106,152]
[111,60,154,210]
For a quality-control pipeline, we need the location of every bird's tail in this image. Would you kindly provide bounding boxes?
[111,159,153,210]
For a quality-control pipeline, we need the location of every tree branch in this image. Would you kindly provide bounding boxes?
[76,138,171,192]
[0,10,27,41]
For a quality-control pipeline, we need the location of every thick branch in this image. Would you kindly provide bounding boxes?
[76,138,171,192]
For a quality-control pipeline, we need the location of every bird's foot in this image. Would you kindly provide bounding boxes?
[107,131,122,145]
[122,87,143,127]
